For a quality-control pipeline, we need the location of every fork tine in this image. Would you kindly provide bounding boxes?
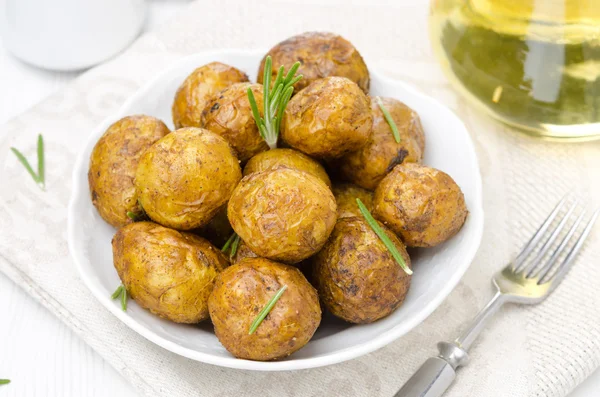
[525,199,579,277]
[513,195,569,272]
[533,210,586,281]
[545,208,600,287]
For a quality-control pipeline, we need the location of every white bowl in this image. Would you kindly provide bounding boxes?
[67,49,484,371]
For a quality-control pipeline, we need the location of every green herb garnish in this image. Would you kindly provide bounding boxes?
[126,200,147,222]
[10,134,45,191]
[376,97,401,143]
[248,56,302,149]
[222,232,241,260]
[356,198,412,275]
[249,285,287,335]
[0,379,10,385]
[111,284,128,311]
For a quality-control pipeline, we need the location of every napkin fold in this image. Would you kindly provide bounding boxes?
[1,1,599,396]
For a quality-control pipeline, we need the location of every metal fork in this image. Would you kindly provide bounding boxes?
[395,196,600,397]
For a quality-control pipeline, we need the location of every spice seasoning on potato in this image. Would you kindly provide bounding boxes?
[332,183,373,219]
[172,62,249,129]
[88,115,170,228]
[208,258,321,361]
[313,217,412,324]
[202,82,269,163]
[112,221,229,324]
[258,31,370,93]
[135,127,242,231]
[373,163,468,247]
[228,166,337,263]
[282,77,372,159]
[243,148,331,187]
[337,97,425,190]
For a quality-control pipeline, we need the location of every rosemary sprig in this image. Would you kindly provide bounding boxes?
[0,379,10,385]
[248,56,302,149]
[126,199,147,221]
[111,284,128,311]
[221,232,240,260]
[248,285,287,335]
[356,198,412,275]
[376,98,401,143]
[10,134,45,191]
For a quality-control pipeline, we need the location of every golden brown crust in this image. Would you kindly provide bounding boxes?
[331,183,373,219]
[112,221,228,323]
[243,148,331,187]
[201,83,269,163]
[336,97,425,190]
[372,163,468,247]
[258,32,369,93]
[172,62,249,129]
[88,115,170,228]
[227,166,337,263]
[313,217,411,324]
[208,258,321,361]
[135,127,242,230]
[281,77,372,159]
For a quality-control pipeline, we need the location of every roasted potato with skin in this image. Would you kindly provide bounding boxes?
[88,115,170,228]
[243,148,331,187]
[208,258,321,361]
[313,217,411,324]
[373,163,468,247]
[282,77,372,159]
[135,127,242,230]
[332,183,373,219]
[228,166,337,263]
[258,32,369,93]
[172,62,248,129]
[337,97,425,190]
[112,221,228,323]
[201,83,269,163]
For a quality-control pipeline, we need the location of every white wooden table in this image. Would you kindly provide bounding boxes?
[0,1,599,396]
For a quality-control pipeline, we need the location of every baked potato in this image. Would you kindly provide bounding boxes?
[112,221,228,323]
[228,166,337,263]
[258,32,369,93]
[282,77,372,159]
[195,206,233,248]
[243,148,331,187]
[201,83,269,163]
[337,97,425,190]
[208,257,321,361]
[135,127,242,230]
[172,62,249,129]
[373,163,468,247]
[88,115,170,228]
[332,183,373,219]
[313,217,411,324]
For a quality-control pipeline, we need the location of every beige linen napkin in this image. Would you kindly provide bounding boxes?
[1,1,599,396]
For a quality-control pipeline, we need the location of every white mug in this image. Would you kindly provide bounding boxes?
[0,0,147,71]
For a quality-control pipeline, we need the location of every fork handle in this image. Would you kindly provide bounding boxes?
[394,342,468,397]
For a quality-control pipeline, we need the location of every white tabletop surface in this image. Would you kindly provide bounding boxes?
[0,1,599,396]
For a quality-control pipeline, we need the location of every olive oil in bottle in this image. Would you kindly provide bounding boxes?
[429,0,600,141]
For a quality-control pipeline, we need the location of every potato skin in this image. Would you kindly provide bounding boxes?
[373,163,468,247]
[282,77,372,159]
[201,83,269,163]
[243,148,331,187]
[208,258,321,361]
[172,62,249,129]
[332,183,373,219]
[135,127,242,230]
[228,166,337,263]
[313,217,411,324]
[337,97,425,190]
[88,115,170,228]
[258,32,369,93]
[112,221,228,323]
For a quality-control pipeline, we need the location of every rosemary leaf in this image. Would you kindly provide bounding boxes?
[377,97,401,143]
[120,287,128,311]
[0,379,10,385]
[356,198,412,275]
[221,232,237,252]
[111,285,124,300]
[248,285,288,335]
[229,234,241,260]
[37,134,45,189]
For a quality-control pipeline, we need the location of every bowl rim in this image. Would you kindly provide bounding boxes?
[67,48,484,371]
